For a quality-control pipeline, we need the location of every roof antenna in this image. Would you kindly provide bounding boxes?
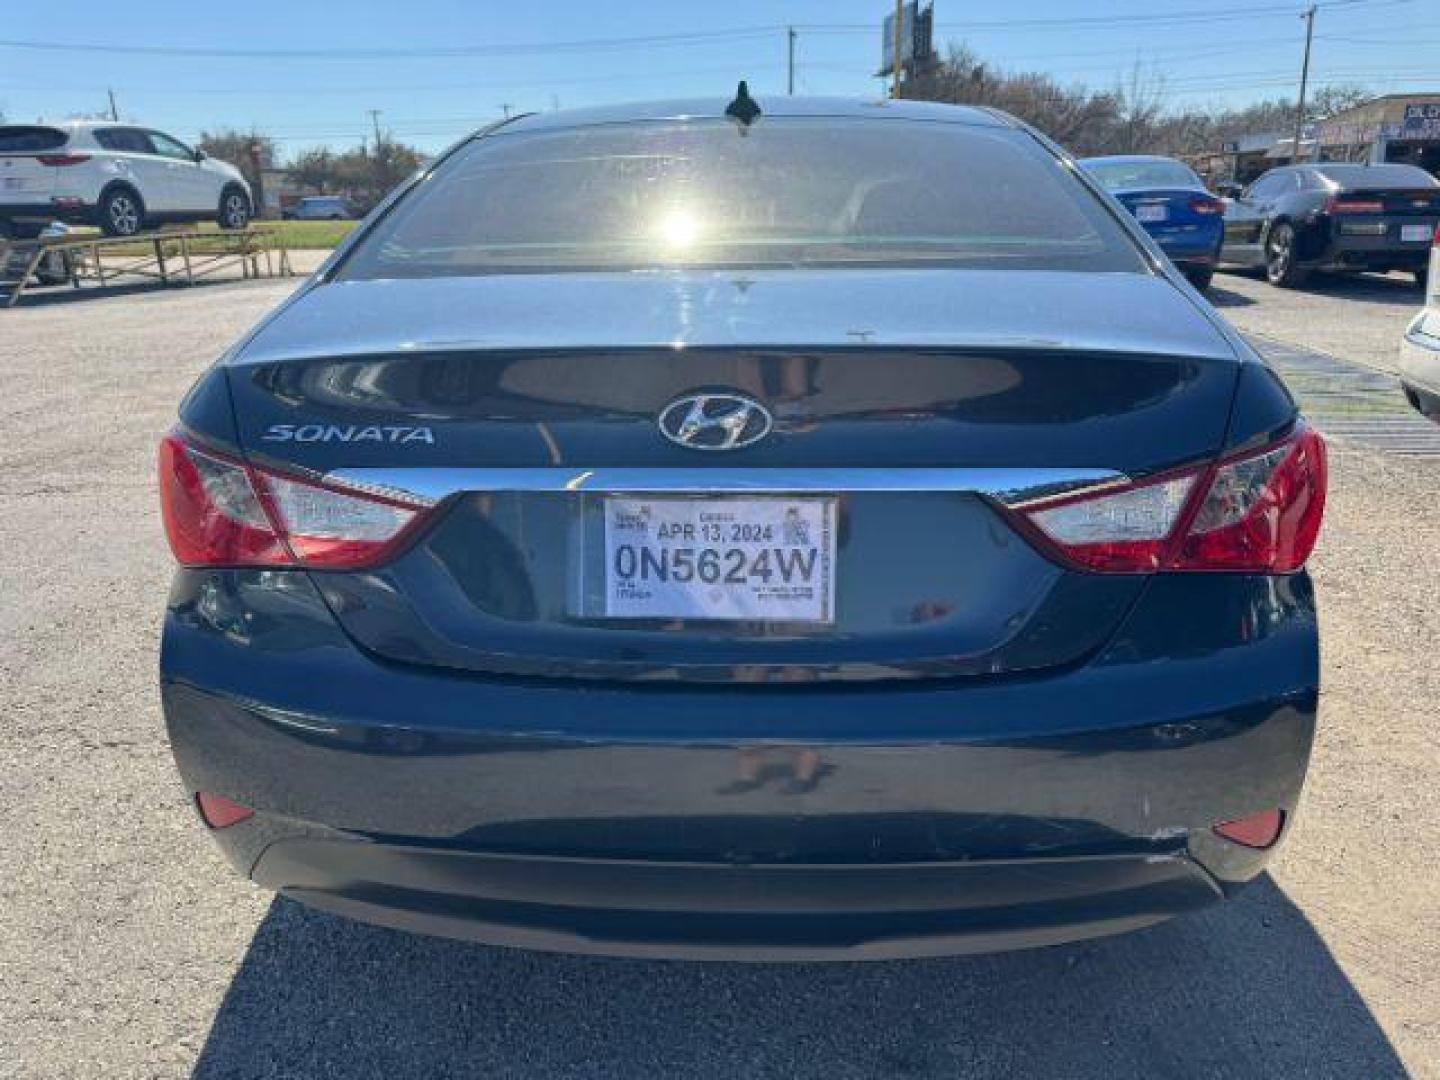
[725,81,762,127]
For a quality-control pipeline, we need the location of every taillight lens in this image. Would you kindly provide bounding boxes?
[1324,197,1384,215]
[1018,426,1326,574]
[1188,196,1225,215]
[158,432,426,569]
[1026,473,1196,573]
[256,471,420,567]
[36,153,91,166]
[1174,428,1326,572]
[158,436,290,567]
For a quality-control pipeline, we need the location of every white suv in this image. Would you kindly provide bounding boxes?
[0,120,252,238]
[1399,224,1440,422]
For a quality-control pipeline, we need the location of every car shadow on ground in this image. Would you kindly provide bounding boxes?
[1,276,284,309]
[1213,268,1424,308]
[192,875,1406,1079]
[1203,281,1258,308]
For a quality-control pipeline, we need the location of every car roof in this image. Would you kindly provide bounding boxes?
[1078,155,1191,167]
[35,119,142,130]
[494,96,1013,136]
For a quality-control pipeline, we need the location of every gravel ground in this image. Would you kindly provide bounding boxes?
[0,275,1436,1079]
[1210,268,1424,375]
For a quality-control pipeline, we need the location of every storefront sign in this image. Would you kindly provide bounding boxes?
[1401,103,1440,140]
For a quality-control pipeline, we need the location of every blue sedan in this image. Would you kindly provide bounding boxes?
[158,97,1325,960]
[1081,154,1226,291]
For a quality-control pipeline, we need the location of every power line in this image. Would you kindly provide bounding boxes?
[0,25,784,60]
[805,0,1411,34]
[1,2,1410,60]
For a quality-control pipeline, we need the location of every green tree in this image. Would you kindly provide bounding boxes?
[197,128,278,173]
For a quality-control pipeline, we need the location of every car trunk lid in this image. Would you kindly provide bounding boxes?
[224,268,1241,683]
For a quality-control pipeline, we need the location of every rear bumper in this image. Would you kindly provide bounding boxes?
[1151,231,1222,266]
[1310,228,1433,271]
[257,840,1221,960]
[161,568,1318,959]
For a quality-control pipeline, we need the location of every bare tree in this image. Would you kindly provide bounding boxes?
[905,40,1373,160]
[1113,61,1168,154]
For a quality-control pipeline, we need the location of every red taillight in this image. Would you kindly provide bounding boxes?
[196,792,254,829]
[1189,196,1225,215]
[1173,427,1327,572]
[1017,425,1326,574]
[1213,808,1284,849]
[36,153,90,167]
[158,432,428,569]
[1324,196,1384,215]
[158,435,290,567]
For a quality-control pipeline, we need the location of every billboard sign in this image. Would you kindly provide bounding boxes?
[880,2,934,77]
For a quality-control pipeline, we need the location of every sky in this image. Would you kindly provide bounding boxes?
[1,0,1435,159]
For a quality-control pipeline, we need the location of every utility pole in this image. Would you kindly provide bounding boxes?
[107,89,118,121]
[1292,5,1316,164]
[891,0,904,99]
[787,27,796,95]
[367,108,384,149]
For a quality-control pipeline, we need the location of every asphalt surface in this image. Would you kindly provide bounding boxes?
[0,267,1436,1079]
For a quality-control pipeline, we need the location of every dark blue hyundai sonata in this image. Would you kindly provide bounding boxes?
[159,95,1326,960]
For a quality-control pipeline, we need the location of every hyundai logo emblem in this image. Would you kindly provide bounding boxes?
[657,391,773,451]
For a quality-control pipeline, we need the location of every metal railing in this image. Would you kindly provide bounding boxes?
[1,226,294,308]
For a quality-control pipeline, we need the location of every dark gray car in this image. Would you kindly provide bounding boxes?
[158,96,1327,960]
[1220,162,1439,287]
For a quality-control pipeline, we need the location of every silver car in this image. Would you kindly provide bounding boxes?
[285,195,354,220]
[1399,225,1440,421]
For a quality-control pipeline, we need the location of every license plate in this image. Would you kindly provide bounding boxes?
[1401,224,1433,243]
[1135,204,1169,223]
[603,497,836,623]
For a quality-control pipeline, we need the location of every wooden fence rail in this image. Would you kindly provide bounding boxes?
[1,227,294,308]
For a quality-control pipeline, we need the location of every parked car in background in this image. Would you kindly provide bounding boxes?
[283,195,355,220]
[1399,223,1440,422]
[1220,162,1439,288]
[1079,154,1225,290]
[0,120,251,238]
[159,96,1327,960]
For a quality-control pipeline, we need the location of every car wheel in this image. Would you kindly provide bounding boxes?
[1184,266,1214,292]
[99,187,144,237]
[1264,222,1309,288]
[218,188,251,231]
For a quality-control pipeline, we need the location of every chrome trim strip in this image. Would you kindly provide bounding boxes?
[326,467,1129,509]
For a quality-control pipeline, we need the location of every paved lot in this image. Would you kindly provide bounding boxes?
[1,273,1436,1079]
[1210,267,1423,376]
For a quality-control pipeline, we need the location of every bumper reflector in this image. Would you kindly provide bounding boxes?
[1212,808,1284,849]
[196,792,254,829]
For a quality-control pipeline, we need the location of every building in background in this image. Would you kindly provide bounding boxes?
[1317,94,1440,176]
[1192,132,1292,187]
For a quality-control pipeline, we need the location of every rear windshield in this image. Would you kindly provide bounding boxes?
[0,126,67,153]
[340,117,1145,278]
[1083,159,1202,191]
[1312,164,1439,189]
